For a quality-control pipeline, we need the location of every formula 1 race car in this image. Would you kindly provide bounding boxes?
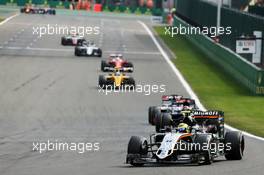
[149,95,183,124]
[61,34,85,46]
[101,54,134,72]
[20,5,56,15]
[75,41,102,57]
[126,112,245,166]
[98,71,135,89]
[148,96,196,126]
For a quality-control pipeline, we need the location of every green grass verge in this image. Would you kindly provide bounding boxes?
[155,26,264,137]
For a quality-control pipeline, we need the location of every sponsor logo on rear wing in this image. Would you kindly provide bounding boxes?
[192,111,224,118]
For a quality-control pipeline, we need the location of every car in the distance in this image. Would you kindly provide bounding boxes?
[101,54,134,72]
[75,41,102,57]
[21,5,56,15]
[61,33,85,46]
[98,70,135,89]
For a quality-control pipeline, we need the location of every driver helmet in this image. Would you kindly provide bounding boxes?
[115,71,121,76]
[178,123,189,133]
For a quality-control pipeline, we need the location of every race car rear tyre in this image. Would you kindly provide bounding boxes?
[127,136,148,166]
[97,49,102,57]
[155,113,162,132]
[126,78,135,88]
[124,62,134,72]
[98,75,106,88]
[194,134,213,165]
[224,131,244,160]
[148,106,155,125]
[61,38,66,45]
[152,108,161,125]
[101,60,107,72]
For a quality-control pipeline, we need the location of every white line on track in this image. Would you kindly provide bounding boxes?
[138,20,264,141]
[5,46,23,50]
[0,13,20,26]
[105,50,159,55]
[0,46,161,55]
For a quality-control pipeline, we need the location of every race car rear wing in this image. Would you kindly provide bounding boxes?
[192,110,225,139]
[162,95,183,101]
[175,98,196,105]
[104,67,133,72]
[191,110,224,119]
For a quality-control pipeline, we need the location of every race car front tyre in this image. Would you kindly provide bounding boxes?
[75,48,86,56]
[74,48,80,56]
[194,134,213,165]
[127,77,135,87]
[123,62,134,72]
[127,136,148,166]
[224,131,244,160]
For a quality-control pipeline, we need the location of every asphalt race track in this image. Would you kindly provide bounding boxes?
[0,13,263,175]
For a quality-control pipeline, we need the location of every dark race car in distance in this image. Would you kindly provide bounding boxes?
[148,95,197,126]
[101,54,134,72]
[20,5,56,15]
